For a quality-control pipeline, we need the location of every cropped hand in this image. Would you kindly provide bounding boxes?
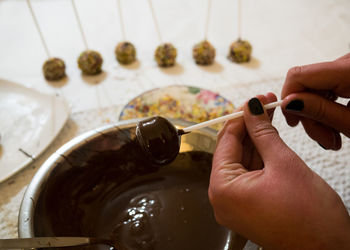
[209,94,350,249]
[281,53,350,150]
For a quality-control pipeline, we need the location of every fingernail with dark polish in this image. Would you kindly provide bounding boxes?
[248,98,264,115]
[318,142,327,150]
[334,133,342,150]
[285,99,304,112]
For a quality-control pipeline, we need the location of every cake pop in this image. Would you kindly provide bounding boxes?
[71,0,103,75]
[42,58,66,81]
[114,0,137,65]
[77,50,103,75]
[154,43,177,67]
[147,0,177,68]
[115,42,136,65]
[136,116,181,165]
[193,40,215,65]
[228,39,252,63]
[193,0,215,65]
[228,0,252,63]
[26,0,66,81]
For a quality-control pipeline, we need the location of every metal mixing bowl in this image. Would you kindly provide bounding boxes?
[18,119,246,249]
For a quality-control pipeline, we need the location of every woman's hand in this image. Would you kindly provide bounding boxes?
[209,94,350,250]
[281,53,350,150]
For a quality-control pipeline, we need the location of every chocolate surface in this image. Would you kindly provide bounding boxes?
[136,116,180,165]
[34,127,232,250]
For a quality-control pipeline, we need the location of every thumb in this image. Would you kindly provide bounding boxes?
[243,98,289,163]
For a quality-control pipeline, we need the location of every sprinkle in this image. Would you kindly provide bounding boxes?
[120,94,234,130]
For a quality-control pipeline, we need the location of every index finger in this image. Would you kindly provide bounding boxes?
[281,57,350,99]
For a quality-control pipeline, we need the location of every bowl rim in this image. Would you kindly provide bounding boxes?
[18,118,218,238]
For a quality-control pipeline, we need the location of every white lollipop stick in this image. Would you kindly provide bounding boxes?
[204,0,212,40]
[71,0,89,49]
[147,0,163,43]
[26,0,51,58]
[182,100,283,133]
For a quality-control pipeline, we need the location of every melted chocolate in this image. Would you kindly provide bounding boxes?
[136,116,180,165]
[34,127,232,250]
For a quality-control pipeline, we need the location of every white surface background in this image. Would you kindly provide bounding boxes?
[0,0,350,243]
[1,0,349,112]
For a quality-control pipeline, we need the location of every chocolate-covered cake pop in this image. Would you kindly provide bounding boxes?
[77,50,103,75]
[193,40,216,65]
[42,58,66,81]
[228,39,252,63]
[154,43,177,67]
[115,41,136,65]
[136,116,181,165]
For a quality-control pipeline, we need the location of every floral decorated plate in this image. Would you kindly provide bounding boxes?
[119,85,235,130]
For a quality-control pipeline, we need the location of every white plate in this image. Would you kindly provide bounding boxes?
[0,79,70,182]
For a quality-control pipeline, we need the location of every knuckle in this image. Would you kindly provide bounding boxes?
[251,122,279,140]
[313,99,327,121]
[287,66,303,81]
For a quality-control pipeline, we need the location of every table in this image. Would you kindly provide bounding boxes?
[1,0,350,245]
